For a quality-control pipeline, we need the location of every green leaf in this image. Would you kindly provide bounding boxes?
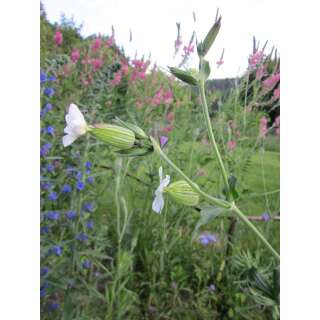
[168,67,199,86]
[199,59,211,81]
[192,206,228,240]
[199,16,221,57]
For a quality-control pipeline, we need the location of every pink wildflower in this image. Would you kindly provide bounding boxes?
[273,87,280,99]
[227,140,237,152]
[161,125,173,133]
[121,63,129,75]
[256,65,266,80]
[111,70,122,86]
[263,73,280,91]
[166,112,175,122]
[216,60,224,68]
[91,37,102,52]
[54,30,63,46]
[90,58,103,71]
[259,116,268,137]
[196,168,207,177]
[71,49,80,63]
[135,100,143,110]
[163,90,173,105]
[248,50,264,69]
[183,45,194,55]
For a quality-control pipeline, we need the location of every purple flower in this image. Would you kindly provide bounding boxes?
[76,181,85,191]
[75,171,83,180]
[87,176,94,184]
[44,103,53,112]
[40,71,47,83]
[261,212,271,221]
[85,161,92,169]
[83,202,94,212]
[41,226,49,234]
[46,125,55,135]
[76,232,89,242]
[61,184,72,193]
[199,233,217,246]
[49,302,60,311]
[41,267,49,277]
[44,87,55,97]
[52,245,62,256]
[66,210,77,220]
[46,163,54,173]
[160,136,169,148]
[48,191,58,201]
[82,259,91,269]
[40,142,52,157]
[40,282,49,298]
[208,283,216,293]
[86,220,94,229]
[46,211,60,221]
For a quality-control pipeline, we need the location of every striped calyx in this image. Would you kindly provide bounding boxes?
[88,124,135,150]
[164,180,199,206]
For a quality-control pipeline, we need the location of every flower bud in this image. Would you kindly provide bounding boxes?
[164,180,199,206]
[88,124,135,150]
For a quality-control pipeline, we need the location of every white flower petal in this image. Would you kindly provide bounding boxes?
[62,134,78,147]
[152,193,164,214]
[68,103,85,123]
[162,175,170,188]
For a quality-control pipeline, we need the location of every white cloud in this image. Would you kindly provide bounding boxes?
[42,0,280,78]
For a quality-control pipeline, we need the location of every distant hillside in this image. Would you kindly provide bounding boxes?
[206,78,237,95]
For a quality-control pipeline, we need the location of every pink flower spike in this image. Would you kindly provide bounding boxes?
[71,49,80,63]
[54,30,63,46]
[227,140,237,152]
[273,87,280,99]
[166,112,175,122]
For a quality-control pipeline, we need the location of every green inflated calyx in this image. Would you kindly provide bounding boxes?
[164,180,200,206]
[88,124,135,150]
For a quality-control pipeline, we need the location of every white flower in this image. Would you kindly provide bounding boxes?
[62,103,88,147]
[152,166,170,214]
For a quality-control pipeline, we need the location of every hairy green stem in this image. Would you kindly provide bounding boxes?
[151,137,280,261]
[199,80,230,192]
[232,204,280,260]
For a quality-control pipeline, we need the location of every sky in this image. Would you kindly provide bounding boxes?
[41,0,280,79]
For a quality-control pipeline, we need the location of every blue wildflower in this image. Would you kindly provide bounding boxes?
[87,176,94,184]
[40,282,49,298]
[76,232,89,242]
[40,142,52,157]
[199,233,217,246]
[83,202,94,212]
[86,169,91,175]
[52,245,62,256]
[47,211,60,221]
[46,163,54,173]
[49,303,60,311]
[85,161,92,169]
[47,75,56,82]
[262,212,271,221]
[82,259,92,269]
[40,226,49,234]
[40,71,47,83]
[61,184,72,193]
[66,210,77,220]
[41,267,49,277]
[44,87,55,97]
[46,125,55,135]
[76,181,85,191]
[86,220,94,229]
[48,191,58,201]
[44,103,53,112]
[75,171,83,180]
